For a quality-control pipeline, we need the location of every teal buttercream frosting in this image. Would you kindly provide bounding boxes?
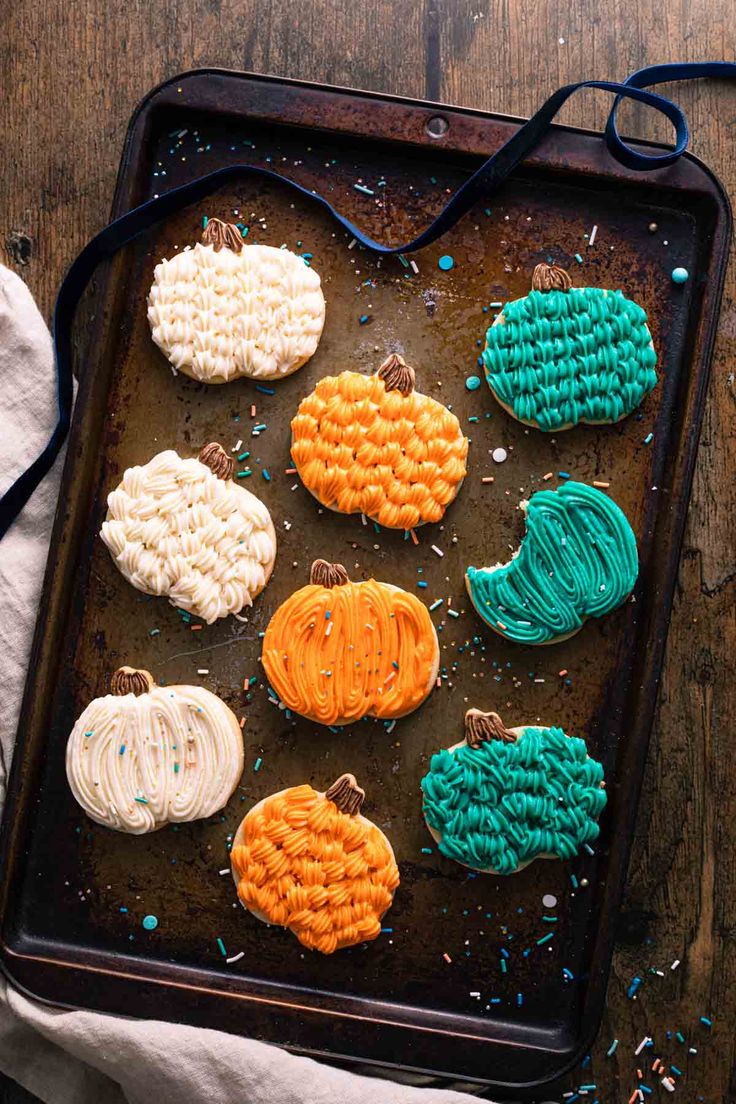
[421,723,606,874]
[466,481,638,644]
[482,287,657,431]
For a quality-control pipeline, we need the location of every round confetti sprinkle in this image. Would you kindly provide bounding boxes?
[542,893,557,908]
[465,374,481,391]
[142,914,159,931]
[438,254,454,271]
[492,447,507,463]
[671,266,689,284]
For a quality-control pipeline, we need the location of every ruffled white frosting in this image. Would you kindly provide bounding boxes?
[65,683,244,833]
[147,242,326,382]
[100,450,277,623]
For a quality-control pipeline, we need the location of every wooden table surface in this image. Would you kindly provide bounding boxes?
[1,2,734,1102]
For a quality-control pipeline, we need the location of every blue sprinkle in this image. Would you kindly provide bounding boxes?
[142,914,158,931]
[420,847,433,854]
[262,469,270,481]
[359,314,369,324]
[516,992,523,1006]
[119,744,126,755]
[119,907,128,914]
[627,975,642,998]
[84,731,94,738]
[670,1066,683,1077]
[417,581,428,589]
[255,384,275,395]
[559,471,571,480]
[700,1016,713,1027]
[438,254,454,271]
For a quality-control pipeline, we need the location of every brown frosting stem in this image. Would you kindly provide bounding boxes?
[201,218,244,253]
[377,353,416,395]
[198,442,235,481]
[310,559,350,587]
[111,667,155,696]
[464,708,517,748]
[531,262,572,293]
[325,773,365,815]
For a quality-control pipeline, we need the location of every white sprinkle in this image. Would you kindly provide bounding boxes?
[197,669,209,675]
[348,238,357,249]
[492,447,508,463]
[410,259,419,274]
[219,869,230,876]
[661,1077,675,1093]
[226,951,245,964]
[542,893,557,908]
[283,520,292,530]
[589,224,598,246]
[385,720,396,734]
[534,677,545,683]
[325,621,333,637]
[361,513,368,526]
[469,991,481,997]
[291,483,298,491]
[670,958,680,971]
[635,1036,651,1055]
[431,545,444,557]
[231,439,242,452]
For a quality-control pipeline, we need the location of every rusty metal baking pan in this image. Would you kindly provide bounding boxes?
[0,69,730,1095]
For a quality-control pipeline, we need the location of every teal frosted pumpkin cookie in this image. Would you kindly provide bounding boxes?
[421,708,606,874]
[482,263,657,431]
[465,481,638,645]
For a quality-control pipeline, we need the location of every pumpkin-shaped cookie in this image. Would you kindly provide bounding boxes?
[100,442,277,624]
[147,217,325,382]
[261,559,439,725]
[65,667,244,833]
[421,708,606,874]
[465,481,638,644]
[482,263,657,431]
[290,354,468,528]
[231,773,399,953]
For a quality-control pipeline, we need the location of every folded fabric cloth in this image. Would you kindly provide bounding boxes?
[0,263,482,1104]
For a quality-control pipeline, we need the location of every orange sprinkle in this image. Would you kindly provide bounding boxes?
[443,952,452,963]
[239,716,246,729]
[481,476,494,484]
[436,677,442,688]
[496,620,507,630]
[542,472,554,480]
[593,480,610,488]
[190,624,203,631]
[410,528,419,545]
[558,668,568,677]
[250,404,257,418]
[628,1092,639,1104]
[637,1069,643,1080]
[242,679,249,691]
[285,467,297,475]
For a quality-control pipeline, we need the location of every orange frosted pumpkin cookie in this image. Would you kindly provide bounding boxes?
[231,773,399,953]
[261,559,439,725]
[290,354,468,529]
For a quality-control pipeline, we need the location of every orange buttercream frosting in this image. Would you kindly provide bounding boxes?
[290,356,468,529]
[231,776,400,953]
[261,562,438,724]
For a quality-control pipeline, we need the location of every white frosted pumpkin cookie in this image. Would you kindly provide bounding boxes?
[65,667,244,833]
[100,442,277,624]
[147,217,326,383]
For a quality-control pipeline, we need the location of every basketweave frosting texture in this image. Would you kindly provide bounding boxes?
[66,683,243,834]
[147,242,325,382]
[421,725,606,874]
[100,449,276,623]
[231,784,399,953]
[291,370,468,529]
[483,288,657,430]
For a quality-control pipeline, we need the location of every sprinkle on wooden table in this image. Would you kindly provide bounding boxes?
[635,1036,651,1055]
[226,951,245,964]
[250,404,256,417]
[348,237,357,249]
[262,469,271,481]
[285,467,297,474]
[429,599,444,611]
[431,544,444,557]
[643,432,654,445]
[231,440,242,452]
[606,1039,619,1056]
[190,624,203,631]
[354,183,375,196]
[660,1077,675,1092]
[218,868,230,876]
[409,528,419,545]
[482,476,494,484]
[443,952,452,963]
[700,1015,713,1027]
[237,469,252,478]
[197,668,209,675]
[216,937,227,956]
[237,451,250,462]
[589,224,598,246]
[542,472,553,480]
[239,716,246,728]
[255,384,275,395]
[593,481,610,488]
[559,668,568,677]
[254,757,263,772]
[670,958,680,970]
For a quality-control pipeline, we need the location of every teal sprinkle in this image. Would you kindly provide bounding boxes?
[500,959,507,973]
[174,763,179,774]
[482,287,657,431]
[253,423,267,432]
[536,932,554,945]
[262,469,271,481]
[466,482,638,644]
[466,375,481,391]
[134,797,148,805]
[429,599,443,611]
[571,874,579,888]
[421,847,433,854]
[255,385,274,395]
[643,432,654,444]
[354,183,374,196]
[238,451,250,461]
[671,266,689,284]
[574,253,583,263]
[418,581,428,589]
[421,724,606,874]
[606,1039,618,1056]
[254,757,263,772]
[700,1016,712,1027]
[119,907,128,913]
[237,470,252,478]
[438,255,454,271]
[142,914,158,931]
[217,937,227,956]
[202,216,209,229]
[84,731,94,738]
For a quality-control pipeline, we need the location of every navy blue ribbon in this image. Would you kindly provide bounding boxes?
[1,61,734,538]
